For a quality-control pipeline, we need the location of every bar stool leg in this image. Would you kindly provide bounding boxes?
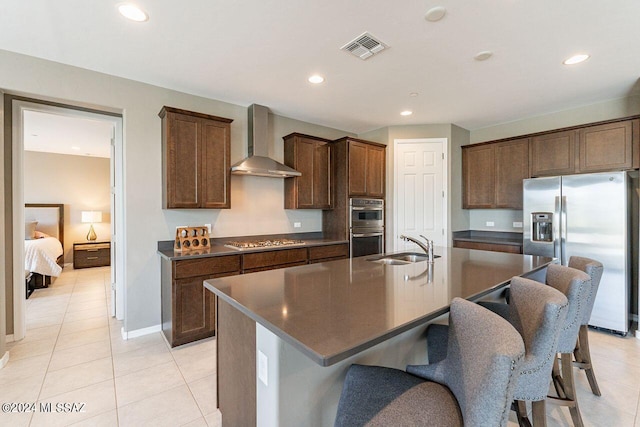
[574,325,601,396]
[561,353,584,427]
[531,400,547,427]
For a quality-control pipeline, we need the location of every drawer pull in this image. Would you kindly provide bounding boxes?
[87,256,99,260]
[87,249,99,252]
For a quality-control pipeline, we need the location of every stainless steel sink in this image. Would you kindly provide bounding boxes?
[367,252,440,265]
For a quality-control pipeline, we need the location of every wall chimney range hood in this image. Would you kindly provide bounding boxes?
[231,104,301,178]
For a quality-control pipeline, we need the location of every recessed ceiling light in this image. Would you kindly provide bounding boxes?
[409,92,419,97]
[425,6,447,22]
[400,110,413,116]
[474,51,493,61]
[563,54,590,65]
[308,75,325,84]
[118,3,149,22]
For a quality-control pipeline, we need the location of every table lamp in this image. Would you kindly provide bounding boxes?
[81,211,103,241]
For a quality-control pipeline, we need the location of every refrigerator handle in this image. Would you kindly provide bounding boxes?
[560,196,567,265]
[554,196,561,260]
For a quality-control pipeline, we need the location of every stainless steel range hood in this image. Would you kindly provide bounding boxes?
[231,104,301,178]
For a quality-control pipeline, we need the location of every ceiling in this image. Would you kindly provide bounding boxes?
[23,110,112,158]
[1,1,640,134]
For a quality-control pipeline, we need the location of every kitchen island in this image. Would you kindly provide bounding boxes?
[204,247,553,427]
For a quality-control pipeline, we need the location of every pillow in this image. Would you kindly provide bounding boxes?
[25,221,38,240]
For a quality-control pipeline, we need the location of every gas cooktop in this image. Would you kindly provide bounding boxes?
[224,239,306,250]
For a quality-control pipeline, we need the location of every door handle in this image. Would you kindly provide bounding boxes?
[352,233,383,238]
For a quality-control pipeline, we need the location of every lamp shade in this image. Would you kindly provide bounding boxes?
[81,211,103,224]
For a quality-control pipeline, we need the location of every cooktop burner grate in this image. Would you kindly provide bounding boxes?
[224,239,306,250]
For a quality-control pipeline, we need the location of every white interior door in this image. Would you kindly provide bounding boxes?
[394,139,447,252]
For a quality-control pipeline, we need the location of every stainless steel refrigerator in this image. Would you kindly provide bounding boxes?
[523,171,630,334]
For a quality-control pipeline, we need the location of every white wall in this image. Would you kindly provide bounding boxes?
[0,49,353,333]
[24,151,111,263]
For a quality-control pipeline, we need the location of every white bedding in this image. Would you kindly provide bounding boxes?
[25,237,63,277]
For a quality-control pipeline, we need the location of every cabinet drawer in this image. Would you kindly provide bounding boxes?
[242,248,308,271]
[308,243,349,261]
[453,240,522,254]
[74,246,110,269]
[174,255,241,279]
[74,252,110,268]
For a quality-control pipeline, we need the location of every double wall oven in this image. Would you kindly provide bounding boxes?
[349,198,384,258]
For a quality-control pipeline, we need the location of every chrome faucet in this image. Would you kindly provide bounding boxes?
[400,234,435,263]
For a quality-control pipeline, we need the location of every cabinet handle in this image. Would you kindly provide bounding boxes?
[87,249,99,252]
[87,256,99,260]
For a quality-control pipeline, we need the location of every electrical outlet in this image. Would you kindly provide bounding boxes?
[258,350,268,386]
[293,222,301,228]
[513,221,523,228]
[204,223,212,233]
[486,221,495,227]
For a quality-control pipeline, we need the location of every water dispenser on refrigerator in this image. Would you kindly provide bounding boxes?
[531,212,553,242]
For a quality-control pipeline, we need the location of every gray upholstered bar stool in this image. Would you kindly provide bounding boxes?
[568,256,604,396]
[334,298,526,427]
[421,277,569,427]
[543,264,591,427]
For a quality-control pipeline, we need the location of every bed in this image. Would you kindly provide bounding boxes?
[25,204,64,295]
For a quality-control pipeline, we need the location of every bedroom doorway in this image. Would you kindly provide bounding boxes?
[10,98,124,342]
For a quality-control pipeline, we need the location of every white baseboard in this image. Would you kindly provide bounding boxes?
[0,351,9,369]
[5,334,15,343]
[121,324,161,340]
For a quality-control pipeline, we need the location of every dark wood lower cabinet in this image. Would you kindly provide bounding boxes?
[453,240,522,254]
[162,242,349,347]
[161,255,241,347]
[308,243,349,263]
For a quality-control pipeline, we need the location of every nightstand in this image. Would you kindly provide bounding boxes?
[73,241,111,269]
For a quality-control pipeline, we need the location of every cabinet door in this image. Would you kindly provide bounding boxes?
[295,138,316,208]
[313,141,332,208]
[166,113,200,208]
[173,274,217,346]
[495,139,529,209]
[462,144,495,208]
[578,120,635,173]
[348,142,368,196]
[200,118,231,208]
[366,145,385,198]
[530,130,576,177]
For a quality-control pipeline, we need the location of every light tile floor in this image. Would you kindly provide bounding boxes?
[2,266,640,426]
[1,267,220,427]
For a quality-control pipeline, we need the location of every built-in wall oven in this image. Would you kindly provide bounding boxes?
[349,198,384,258]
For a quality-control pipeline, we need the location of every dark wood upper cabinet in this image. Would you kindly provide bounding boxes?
[462,138,529,209]
[347,139,386,198]
[462,144,495,209]
[495,138,529,209]
[464,116,640,210]
[160,106,233,209]
[530,130,576,177]
[577,119,638,173]
[284,133,333,209]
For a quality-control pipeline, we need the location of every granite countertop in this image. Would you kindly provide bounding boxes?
[157,232,349,261]
[204,247,552,366]
[452,230,524,246]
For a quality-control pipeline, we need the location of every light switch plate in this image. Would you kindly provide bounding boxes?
[205,223,212,233]
[258,350,268,386]
[513,221,523,228]
[486,221,495,227]
[293,222,301,228]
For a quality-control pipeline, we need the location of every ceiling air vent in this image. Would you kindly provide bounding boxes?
[341,32,388,60]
